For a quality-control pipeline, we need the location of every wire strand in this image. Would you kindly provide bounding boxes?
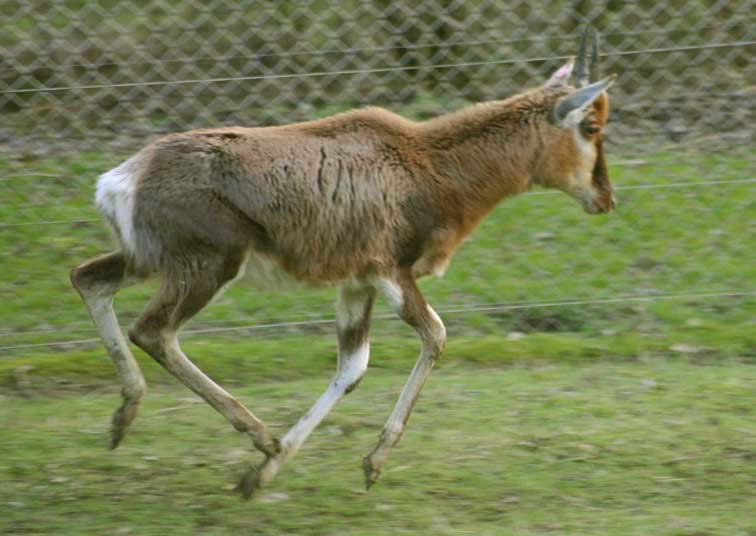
[0,173,60,182]
[0,218,99,228]
[2,40,753,96]
[1,289,753,353]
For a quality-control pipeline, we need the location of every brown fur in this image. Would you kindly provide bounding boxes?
[124,85,610,285]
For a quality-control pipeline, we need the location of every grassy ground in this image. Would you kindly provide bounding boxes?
[1,142,755,533]
[1,149,754,373]
[2,359,756,535]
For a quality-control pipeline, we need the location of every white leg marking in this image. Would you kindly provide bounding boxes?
[283,283,371,455]
[335,341,369,390]
[249,287,373,490]
[426,304,447,348]
[375,278,404,313]
[253,340,370,488]
[283,340,368,455]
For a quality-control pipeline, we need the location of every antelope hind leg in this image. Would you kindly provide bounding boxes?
[128,254,280,459]
[70,251,146,449]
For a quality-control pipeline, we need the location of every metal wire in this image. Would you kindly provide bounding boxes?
[0,173,60,182]
[0,218,100,228]
[1,289,753,353]
[2,41,753,96]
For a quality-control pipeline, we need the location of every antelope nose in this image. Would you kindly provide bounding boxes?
[610,195,617,210]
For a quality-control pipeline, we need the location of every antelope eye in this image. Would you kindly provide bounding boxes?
[584,124,600,135]
[583,123,601,134]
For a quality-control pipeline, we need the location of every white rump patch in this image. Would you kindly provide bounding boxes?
[95,157,141,254]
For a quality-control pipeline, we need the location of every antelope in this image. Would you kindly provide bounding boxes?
[70,27,616,498]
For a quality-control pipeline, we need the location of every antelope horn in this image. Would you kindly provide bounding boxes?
[589,28,600,83]
[574,25,592,87]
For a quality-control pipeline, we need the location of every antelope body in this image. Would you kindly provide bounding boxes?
[71,28,616,497]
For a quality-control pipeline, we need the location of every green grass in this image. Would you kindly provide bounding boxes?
[2,359,756,535]
[1,149,754,381]
[1,147,755,533]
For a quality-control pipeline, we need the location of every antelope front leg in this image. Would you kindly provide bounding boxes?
[363,272,446,488]
[238,284,376,498]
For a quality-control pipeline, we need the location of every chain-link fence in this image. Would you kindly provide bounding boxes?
[1,1,754,358]
[1,0,754,148]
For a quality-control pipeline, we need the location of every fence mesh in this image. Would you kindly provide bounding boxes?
[1,0,754,148]
[0,1,754,356]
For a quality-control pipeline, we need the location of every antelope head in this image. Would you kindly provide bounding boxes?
[539,26,617,214]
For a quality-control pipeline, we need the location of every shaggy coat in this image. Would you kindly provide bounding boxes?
[98,85,610,287]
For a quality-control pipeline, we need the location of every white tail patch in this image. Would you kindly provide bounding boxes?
[95,157,141,254]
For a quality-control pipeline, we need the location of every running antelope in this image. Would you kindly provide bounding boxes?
[71,27,616,497]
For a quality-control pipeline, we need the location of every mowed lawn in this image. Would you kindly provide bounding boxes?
[2,359,756,535]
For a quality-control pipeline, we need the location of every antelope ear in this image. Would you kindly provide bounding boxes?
[545,58,574,87]
[553,75,617,128]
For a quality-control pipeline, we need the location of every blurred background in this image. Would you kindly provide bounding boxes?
[1,1,755,534]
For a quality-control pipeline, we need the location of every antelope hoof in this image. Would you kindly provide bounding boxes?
[237,465,264,499]
[237,456,280,499]
[109,398,141,450]
[362,456,382,490]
